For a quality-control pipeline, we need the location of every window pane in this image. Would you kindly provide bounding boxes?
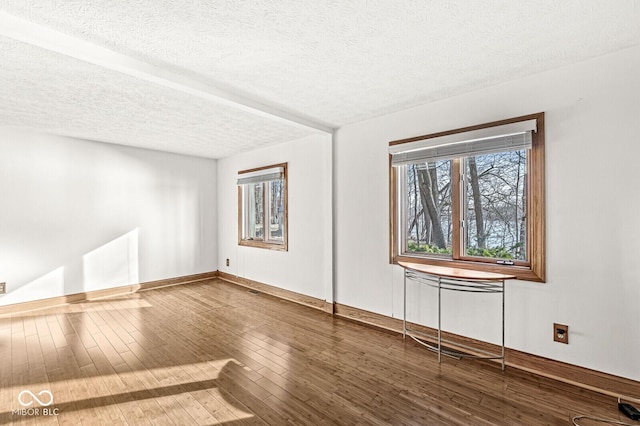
[268,179,285,241]
[245,183,264,240]
[464,150,527,260]
[404,161,452,255]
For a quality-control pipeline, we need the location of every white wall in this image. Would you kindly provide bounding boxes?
[217,134,332,301]
[0,129,217,306]
[335,45,640,381]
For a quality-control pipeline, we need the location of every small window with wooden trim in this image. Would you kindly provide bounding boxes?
[238,163,288,251]
[389,113,545,282]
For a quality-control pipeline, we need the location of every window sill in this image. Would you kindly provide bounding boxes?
[239,240,288,251]
[393,254,544,282]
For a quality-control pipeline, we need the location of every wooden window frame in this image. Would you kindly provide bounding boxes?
[238,162,288,251]
[389,113,545,282]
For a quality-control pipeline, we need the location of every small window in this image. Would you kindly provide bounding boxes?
[237,163,288,251]
[389,113,545,282]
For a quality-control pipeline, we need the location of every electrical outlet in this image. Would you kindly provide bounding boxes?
[226,258,230,267]
[0,282,6,295]
[554,323,569,344]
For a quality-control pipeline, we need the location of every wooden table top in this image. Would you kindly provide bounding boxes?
[398,261,516,281]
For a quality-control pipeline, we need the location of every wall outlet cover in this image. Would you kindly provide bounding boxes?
[554,323,569,344]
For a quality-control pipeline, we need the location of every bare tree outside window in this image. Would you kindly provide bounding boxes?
[464,150,527,260]
[405,161,452,254]
[403,151,527,260]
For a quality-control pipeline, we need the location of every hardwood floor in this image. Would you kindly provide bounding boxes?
[0,279,628,425]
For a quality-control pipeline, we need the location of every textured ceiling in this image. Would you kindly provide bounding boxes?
[1,1,640,158]
[0,36,312,158]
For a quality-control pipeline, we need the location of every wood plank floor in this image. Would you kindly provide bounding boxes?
[0,279,628,425]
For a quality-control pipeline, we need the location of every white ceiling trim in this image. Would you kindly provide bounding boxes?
[0,10,334,135]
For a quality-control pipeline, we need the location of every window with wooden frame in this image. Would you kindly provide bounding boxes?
[238,163,288,251]
[389,113,545,282]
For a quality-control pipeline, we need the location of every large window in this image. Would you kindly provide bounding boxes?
[389,113,545,281]
[238,163,287,251]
